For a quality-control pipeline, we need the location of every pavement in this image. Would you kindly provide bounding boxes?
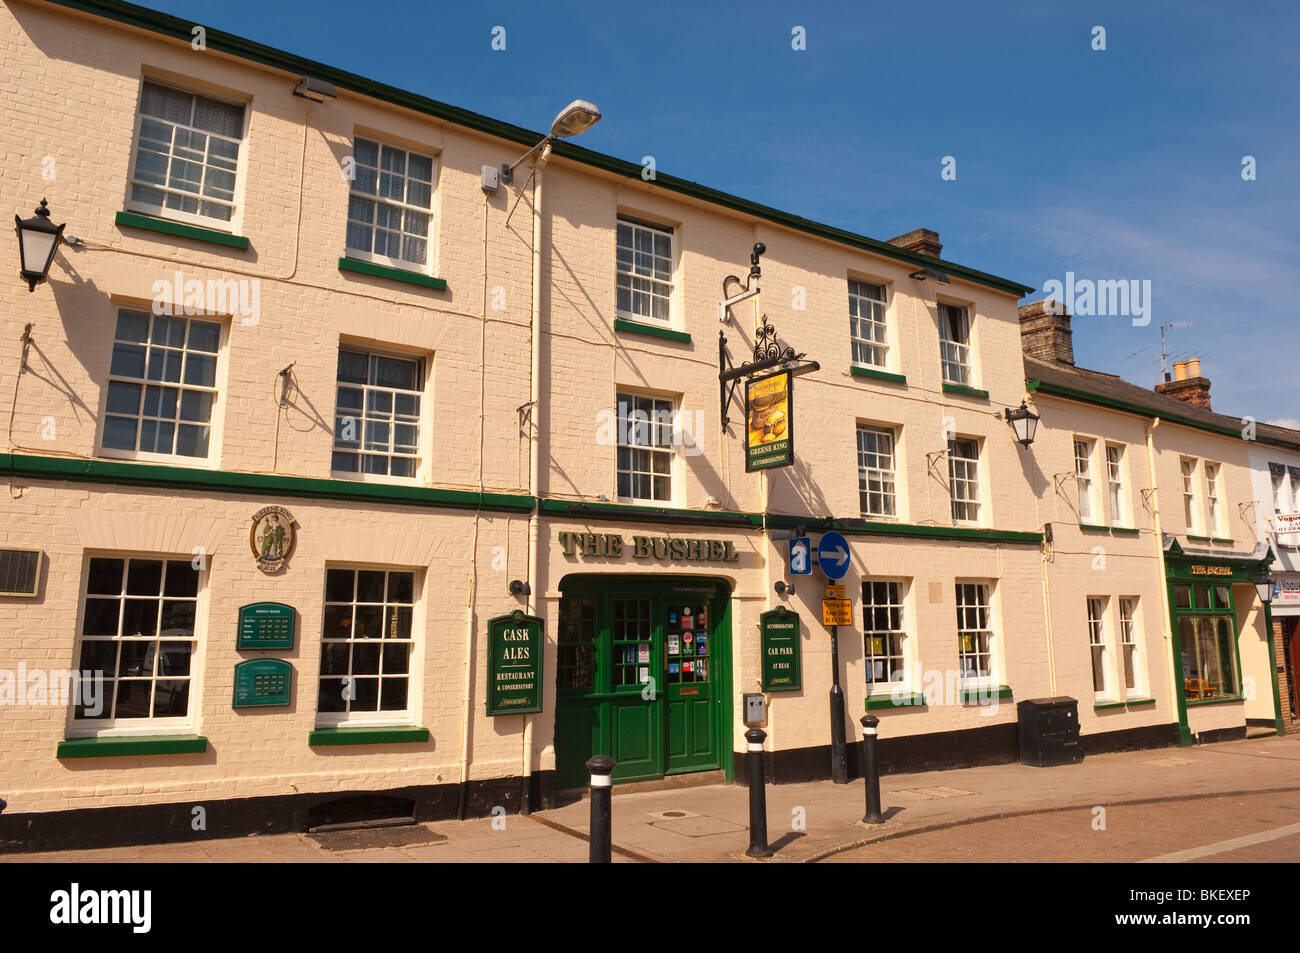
[5,733,1300,863]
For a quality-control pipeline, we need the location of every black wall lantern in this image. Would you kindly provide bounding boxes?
[15,199,65,292]
[1254,571,1275,606]
[1000,400,1040,448]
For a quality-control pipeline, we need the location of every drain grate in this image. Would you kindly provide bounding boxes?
[308,824,448,852]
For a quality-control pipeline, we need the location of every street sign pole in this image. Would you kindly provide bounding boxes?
[829,624,848,784]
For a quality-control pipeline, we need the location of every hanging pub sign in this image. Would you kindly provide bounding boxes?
[760,607,802,692]
[232,658,292,708]
[745,370,794,472]
[236,602,296,649]
[486,610,544,716]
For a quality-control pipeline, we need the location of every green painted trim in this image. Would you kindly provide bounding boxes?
[613,319,692,344]
[540,498,753,529]
[941,383,990,400]
[849,366,907,385]
[1026,379,1241,441]
[1078,523,1110,533]
[1110,526,1140,536]
[338,257,447,290]
[1185,695,1244,708]
[115,211,249,249]
[959,685,1012,703]
[865,692,927,710]
[833,518,1042,546]
[1264,602,1286,736]
[50,0,1032,299]
[1186,534,1214,543]
[1,453,534,514]
[1092,700,1128,711]
[1211,537,1235,544]
[57,734,207,758]
[308,726,429,746]
[1125,697,1157,707]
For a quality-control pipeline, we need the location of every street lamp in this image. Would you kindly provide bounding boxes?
[1255,571,1275,605]
[501,100,601,184]
[1000,400,1040,448]
[15,198,65,292]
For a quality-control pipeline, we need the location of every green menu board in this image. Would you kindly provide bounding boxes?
[486,611,544,716]
[760,607,802,692]
[237,602,296,650]
[233,658,293,708]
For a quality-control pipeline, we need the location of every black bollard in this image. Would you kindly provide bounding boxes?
[745,727,773,858]
[860,714,884,824]
[586,754,615,863]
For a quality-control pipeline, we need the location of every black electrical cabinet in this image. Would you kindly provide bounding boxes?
[1017,696,1083,766]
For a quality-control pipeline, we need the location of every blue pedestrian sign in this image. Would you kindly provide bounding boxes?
[788,537,812,575]
[817,531,850,579]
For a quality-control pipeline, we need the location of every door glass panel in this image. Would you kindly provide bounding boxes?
[612,598,652,688]
[557,598,595,691]
[664,601,710,684]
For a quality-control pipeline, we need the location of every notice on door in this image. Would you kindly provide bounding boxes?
[486,610,544,716]
[760,607,802,692]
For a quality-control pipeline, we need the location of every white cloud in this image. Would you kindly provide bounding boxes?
[1265,418,1300,430]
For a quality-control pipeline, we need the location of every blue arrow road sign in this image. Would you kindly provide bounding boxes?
[817,531,850,579]
[789,537,811,575]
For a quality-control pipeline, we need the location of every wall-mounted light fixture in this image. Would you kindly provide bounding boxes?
[774,580,794,599]
[509,579,531,597]
[998,400,1040,448]
[499,99,601,187]
[1254,571,1275,606]
[293,76,337,102]
[15,199,65,292]
[908,266,950,283]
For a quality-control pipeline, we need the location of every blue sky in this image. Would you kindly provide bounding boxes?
[148,0,1299,422]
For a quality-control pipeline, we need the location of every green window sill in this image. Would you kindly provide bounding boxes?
[850,366,906,385]
[1125,697,1157,707]
[1094,698,1155,711]
[1110,526,1140,536]
[115,211,249,250]
[613,318,692,344]
[865,691,927,710]
[1078,523,1109,533]
[1186,695,1243,708]
[959,685,1012,703]
[1211,537,1234,544]
[308,725,430,747]
[1186,535,1214,543]
[941,382,990,400]
[57,734,208,759]
[338,257,448,291]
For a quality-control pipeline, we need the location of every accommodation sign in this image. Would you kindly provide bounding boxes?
[558,531,739,562]
[233,658,292,708]
[237,602,296,649]
[760,607,802,692]
[486,611,544,716]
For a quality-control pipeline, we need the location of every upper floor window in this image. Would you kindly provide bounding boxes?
[617,392,675,503]
[346,138,435,270]
[1205,462,1224,536]
[849,280,888,369]
[857,425,897,519]
[332,349,424,479]
[1272,466,1289,513]
[863,580,906,688]
[616,217,673,323]
[948,437,981,524]
[1106,444,1127,526]
[1181,457,1200,534]
[128,81,244,227]
[102,308,220,461]
[938,303,971,385]
[1074,439,1095,522]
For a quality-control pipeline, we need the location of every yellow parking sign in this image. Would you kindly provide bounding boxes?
[822,599,852,626]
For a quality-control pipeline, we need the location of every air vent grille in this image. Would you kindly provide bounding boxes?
[0,549,41,597]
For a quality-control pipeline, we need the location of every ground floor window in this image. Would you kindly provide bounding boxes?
[956,582,994,682]
[1118,597,1143,697]
[1174,583,1238,701]
[863,580,906,687]
[318,567,417,722]
[75,555,200,726]
[1087,596,1110,699]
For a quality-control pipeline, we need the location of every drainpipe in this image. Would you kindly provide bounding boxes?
[1145,417,1186,743]
[521,144,551,814]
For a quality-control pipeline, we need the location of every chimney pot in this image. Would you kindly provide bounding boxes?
[1173,361,1187,381]
[1186,357,1202,378]
[1155,360,1211,410]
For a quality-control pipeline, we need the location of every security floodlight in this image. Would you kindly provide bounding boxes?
[293,76,337,102]
[908,266,950,283]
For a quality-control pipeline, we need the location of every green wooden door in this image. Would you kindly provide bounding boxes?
[555,576,730,789]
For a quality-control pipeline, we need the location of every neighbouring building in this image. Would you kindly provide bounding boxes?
[0,0,1294,852]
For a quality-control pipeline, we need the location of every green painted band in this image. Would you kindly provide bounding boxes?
[1,453,535,514]
[959,685,1013,703]
[849,366,907,385]
[941,383,990,400]
[1110,526,1140,536]
[57,734,208,758]
[1186,535,1214,542]
[613,319,692,344]
[308,726,430,746]
[834,519,1042,545]
[1211,538,1235,544]
[338,257,448,290]
[48,0,1032,299]
[1026,379,1249,443]
[1078,523,1109,533]
[1125,697,1157,707]
[1185,695,1244,707]
[115,211,249,249]
[865,692,927,710]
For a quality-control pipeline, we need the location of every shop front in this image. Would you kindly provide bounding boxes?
[1269,573,1300,723]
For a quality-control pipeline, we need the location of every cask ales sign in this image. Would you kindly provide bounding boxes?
[760,607,802,692]
[487,610,544,716]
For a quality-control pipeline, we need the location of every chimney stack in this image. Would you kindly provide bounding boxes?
[1155,358,1211,409]
[1018,299,1074,366]
[887,228,942,258]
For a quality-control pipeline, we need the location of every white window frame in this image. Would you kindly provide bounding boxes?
[1074,439,1096,523]
[956,581,996,687]
[344,135,437,273]
[863,579,909,694]
[938,302,972,385]
[1272,467,1288,514]
[1087,596,1112,701]
[1106,443,1128,527]
[1181,457,1201,535]
[857,424,897,520]
[615,216,675,325]
[125,80,247,231]
[316,565,422,728]
[948,437,982,525]
[849,279,889,370]
[99,307,226,467]
[331,346,429,484]
[1205,462,1224,537]
[616,390,678,505]
[68,553,206,738]
[1118,596,1145,698]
